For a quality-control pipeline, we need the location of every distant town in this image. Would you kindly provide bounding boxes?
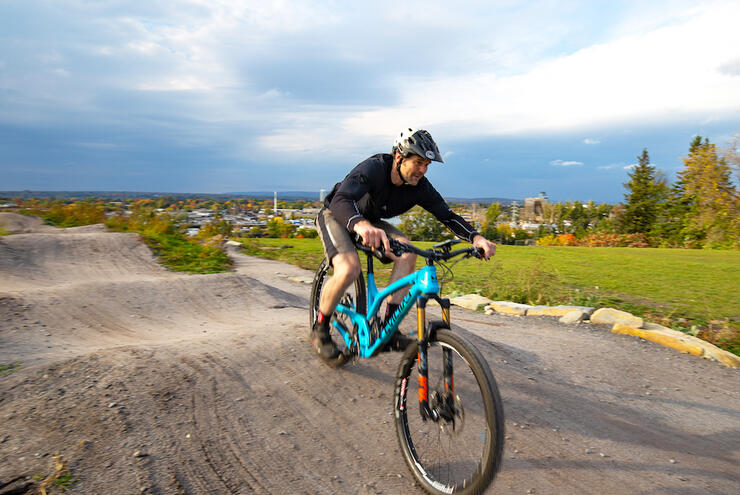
[1,189,591,245]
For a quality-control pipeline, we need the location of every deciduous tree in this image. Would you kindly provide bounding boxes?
[398,206,453,241]
[678,137,739,248]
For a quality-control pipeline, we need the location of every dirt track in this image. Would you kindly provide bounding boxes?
[1,212,738,495]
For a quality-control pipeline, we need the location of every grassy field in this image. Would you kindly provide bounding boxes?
[238,238,740,354]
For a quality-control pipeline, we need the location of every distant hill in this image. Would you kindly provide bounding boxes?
[0,190,520,204]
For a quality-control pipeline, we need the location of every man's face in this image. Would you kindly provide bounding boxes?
[399,153,431,186]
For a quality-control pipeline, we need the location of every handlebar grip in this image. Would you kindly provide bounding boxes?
[354,234,397,264]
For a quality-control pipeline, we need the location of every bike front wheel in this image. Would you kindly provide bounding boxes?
[394,328,504,495]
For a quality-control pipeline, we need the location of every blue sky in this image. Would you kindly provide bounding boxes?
[1,0,739,203]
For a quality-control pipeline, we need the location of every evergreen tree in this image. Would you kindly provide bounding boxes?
[619,148,663,234]
[650,174,692,247]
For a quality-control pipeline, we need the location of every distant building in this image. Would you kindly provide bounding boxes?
[523,192,549,222]
[319,189,327,202]
[510,201,519,223]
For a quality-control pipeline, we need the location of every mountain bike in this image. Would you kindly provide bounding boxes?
[309,237,505,494]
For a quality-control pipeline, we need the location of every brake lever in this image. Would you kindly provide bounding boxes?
[389,238,406,257]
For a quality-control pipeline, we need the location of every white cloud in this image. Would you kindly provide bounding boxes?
[718,58,740,76]
[583,138,600,145]
[550,160,584,167]
[344,1,740,142]
[624,163,638,170]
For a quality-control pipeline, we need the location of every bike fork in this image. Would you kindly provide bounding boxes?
[441,299,454,397]
[416,298,432,421]
[418,297,454,422]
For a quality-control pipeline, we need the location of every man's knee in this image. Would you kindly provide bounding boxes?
[332,252,361,281]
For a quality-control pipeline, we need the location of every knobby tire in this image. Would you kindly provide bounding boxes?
[394,328,504,495]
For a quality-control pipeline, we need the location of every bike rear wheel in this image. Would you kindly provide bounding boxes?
[309,257,367,359]
[394,328,504,495]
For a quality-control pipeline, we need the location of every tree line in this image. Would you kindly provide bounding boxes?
[400,134,740,248]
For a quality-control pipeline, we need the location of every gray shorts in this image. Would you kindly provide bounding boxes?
[316,207,406,263]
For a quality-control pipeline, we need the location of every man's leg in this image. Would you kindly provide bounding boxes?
[313,208,361,362]
[318,251,361,316]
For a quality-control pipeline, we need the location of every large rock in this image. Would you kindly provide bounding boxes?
[450,294,493,311]
[528,305,595,317]
[591,308,643,328]
[612,324,704,356]
[611,322,740,367]
[487,301,532,316]
[559,310,587,324]
[704,347,740,368]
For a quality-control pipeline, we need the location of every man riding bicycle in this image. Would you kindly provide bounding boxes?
[313,128,497,366]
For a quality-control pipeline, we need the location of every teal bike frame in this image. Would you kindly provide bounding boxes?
[332,248,443,359]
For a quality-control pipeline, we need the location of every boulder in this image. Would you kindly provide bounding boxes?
[559,310,587,324]
[613,322,739,367]
[591,308,643,328]
[528,305,595,317]
[450,294,493,311]
[487,301,532,316]
[612,324,704,356]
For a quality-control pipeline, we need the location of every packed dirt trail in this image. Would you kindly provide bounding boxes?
[1,212,738,495]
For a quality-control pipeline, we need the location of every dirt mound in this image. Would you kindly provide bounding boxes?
[0,224,304,366]
[0,212,56,234]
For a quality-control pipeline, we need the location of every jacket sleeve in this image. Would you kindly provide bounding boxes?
[327,165,372,232]
[419,185,481,242]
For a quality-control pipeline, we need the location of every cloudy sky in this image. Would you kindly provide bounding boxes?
[2,0,739,202]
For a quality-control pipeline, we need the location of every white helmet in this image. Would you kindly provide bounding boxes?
[392,128,444,163]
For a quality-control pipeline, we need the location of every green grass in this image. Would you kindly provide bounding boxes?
[0,362,21,376]
[0,226,9,236]
[237,238,740,355]
[54,471,77,491]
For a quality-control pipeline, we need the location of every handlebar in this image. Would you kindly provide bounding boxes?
[353,235,483,262]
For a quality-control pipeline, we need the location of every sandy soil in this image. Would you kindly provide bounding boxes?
[0,212,738,494]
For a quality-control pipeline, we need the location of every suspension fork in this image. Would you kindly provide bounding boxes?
[417,297,455,421]
[416,296,432,421]
[441,298,454,397]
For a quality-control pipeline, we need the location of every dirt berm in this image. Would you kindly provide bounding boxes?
[1,213,738,494]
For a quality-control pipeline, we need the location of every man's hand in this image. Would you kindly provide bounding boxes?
[472,235,496,260]
[354,220,392,254]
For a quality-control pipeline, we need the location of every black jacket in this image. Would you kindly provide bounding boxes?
[324,154,480,242]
